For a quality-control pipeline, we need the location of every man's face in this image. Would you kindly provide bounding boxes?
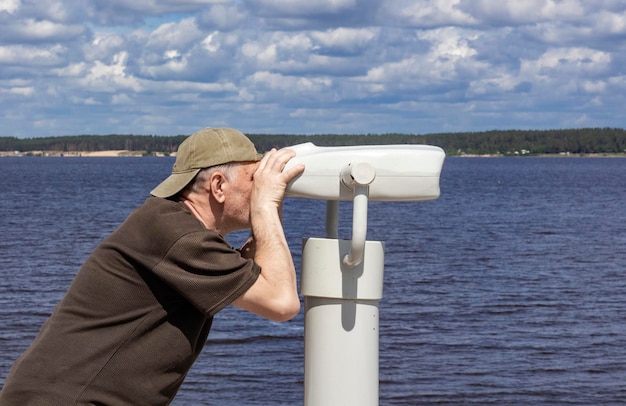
[222,162,258,232]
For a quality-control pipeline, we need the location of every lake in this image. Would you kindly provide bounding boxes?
[1,155,625,405]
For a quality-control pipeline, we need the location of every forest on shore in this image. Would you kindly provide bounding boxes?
[1,128,625,156]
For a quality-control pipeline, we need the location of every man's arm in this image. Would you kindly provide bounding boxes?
[232,148,304,322]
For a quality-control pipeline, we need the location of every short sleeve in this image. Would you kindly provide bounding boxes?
[152,230,261,317]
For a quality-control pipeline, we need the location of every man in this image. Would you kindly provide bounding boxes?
[0,127,305,405]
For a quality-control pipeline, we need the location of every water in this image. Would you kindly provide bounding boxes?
[1,156,625,405]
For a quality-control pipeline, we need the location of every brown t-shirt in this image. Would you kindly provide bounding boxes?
[0,197,261,405]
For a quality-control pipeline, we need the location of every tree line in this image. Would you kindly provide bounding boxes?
[1,128,625,156]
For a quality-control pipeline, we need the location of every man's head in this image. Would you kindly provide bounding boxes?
[151,127,261,198]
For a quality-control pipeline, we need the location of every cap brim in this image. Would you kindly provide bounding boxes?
[150,169,200,198]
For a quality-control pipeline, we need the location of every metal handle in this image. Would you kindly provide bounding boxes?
[340,163,376,267]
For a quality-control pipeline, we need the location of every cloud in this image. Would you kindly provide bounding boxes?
[0,44,67,66]
[384,0,478,27]
[0,0,20,14]
[0,0,625,137]
[463,0,586,25]
[310,27,378,56]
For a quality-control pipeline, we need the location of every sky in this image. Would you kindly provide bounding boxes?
[1,0,625,138]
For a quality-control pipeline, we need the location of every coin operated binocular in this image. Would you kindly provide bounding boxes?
[283,142,445,406]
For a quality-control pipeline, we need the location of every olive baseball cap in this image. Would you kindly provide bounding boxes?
[150,127,261,198]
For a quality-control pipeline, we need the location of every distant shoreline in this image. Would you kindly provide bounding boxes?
[457,153,626,158]
[0,150,174,157]
[2,129,624,157]
[0,150,624,158]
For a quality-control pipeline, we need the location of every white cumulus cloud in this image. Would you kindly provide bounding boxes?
[0,0,624,137]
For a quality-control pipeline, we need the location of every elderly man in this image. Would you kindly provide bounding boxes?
[0,127,305,405]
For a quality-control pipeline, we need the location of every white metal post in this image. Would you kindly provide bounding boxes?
[301,237,385,406]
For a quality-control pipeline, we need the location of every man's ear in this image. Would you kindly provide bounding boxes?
[209,172,227,203]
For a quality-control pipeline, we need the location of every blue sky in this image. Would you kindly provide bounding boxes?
[1,0,625,138]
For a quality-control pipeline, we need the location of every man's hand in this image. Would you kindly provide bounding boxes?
[250,148,304,210]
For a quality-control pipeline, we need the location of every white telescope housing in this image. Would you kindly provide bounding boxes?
[284,142,445,201]
[283,141,445,406]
